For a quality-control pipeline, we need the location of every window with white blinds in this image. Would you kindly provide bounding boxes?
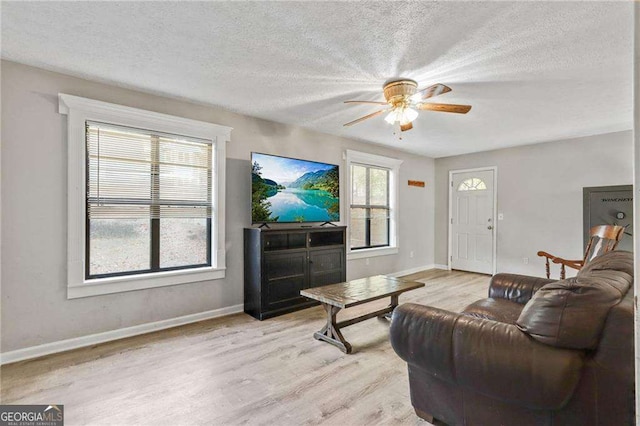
[345,150,402,260]
[349,163,390,250]
[86,121,213,278]
[60,93,230,298]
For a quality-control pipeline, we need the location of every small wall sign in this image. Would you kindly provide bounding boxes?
[408,180,425,188]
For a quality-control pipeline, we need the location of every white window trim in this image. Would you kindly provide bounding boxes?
[59,94,232,299]
[345,150,402,260]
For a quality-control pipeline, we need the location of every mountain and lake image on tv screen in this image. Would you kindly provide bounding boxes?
[251,153,340,223]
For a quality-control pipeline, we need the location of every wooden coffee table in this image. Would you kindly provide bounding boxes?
[300,275,424,354]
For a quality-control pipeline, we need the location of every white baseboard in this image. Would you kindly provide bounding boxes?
[0,304,244,365]
[434,264,450,270]
[387,264,436,277]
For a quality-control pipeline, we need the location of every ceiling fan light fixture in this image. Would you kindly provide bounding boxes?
[384,109,400,124]
[385,107,418,125]
[402,107,418,124]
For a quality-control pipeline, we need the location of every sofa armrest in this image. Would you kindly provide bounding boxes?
[390,303,460,383]
[489,273,555,304]
[390,303,584,410]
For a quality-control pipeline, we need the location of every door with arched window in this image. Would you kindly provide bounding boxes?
[449,169,496,274]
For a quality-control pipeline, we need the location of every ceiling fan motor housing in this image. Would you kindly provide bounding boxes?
[383,79,418,107]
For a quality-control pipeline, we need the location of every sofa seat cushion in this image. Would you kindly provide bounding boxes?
[463,298,524,324]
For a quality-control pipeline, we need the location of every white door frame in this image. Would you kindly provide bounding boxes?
[448,166,498,275]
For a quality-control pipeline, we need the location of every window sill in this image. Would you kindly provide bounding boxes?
[68,266,226,299]
[347,246,399,260]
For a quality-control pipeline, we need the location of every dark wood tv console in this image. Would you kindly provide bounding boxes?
[244,226,347,320]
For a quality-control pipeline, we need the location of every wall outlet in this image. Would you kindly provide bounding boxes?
[410,251,414,258]
[365,258,370,265]
[523,257,529,264]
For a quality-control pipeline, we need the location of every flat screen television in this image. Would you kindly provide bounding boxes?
[251,152,340,224]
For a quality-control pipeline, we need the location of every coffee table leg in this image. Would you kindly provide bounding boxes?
[379,294,399,320]
[390,294,399,309]
[313,303,352,354]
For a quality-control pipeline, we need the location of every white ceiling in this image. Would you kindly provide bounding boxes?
[1,2,634,158]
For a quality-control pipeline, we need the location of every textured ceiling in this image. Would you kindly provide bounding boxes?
[1,1,634,157]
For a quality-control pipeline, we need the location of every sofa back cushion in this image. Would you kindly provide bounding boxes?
[516,251,632,349]
[578,249,634,277]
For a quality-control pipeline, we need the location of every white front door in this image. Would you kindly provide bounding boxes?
[450,169,495,274]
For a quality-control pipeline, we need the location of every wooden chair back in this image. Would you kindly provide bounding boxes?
[583,225,625,262]
[537,224,626,279]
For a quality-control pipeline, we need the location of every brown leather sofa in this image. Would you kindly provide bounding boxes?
[390,250,635,426]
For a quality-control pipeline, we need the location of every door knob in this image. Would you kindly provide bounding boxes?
[487,225,493,230]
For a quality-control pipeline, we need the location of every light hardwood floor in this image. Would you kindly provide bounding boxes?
[1,269,489,425]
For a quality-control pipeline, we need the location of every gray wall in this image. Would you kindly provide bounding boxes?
[434,131,633,276]
[1,61,435,352]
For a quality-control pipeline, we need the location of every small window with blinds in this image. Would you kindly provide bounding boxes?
[349,163,390,250]
[345,150,402,260]
[86,121,213,279]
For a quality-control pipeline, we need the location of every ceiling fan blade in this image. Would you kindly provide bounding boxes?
[415,84,452,100]
[418,103,472,114]
[400,122,413,132]
[343,109,388,127]
[344,100,388,105]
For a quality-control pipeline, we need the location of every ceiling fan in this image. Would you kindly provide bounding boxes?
[343,79,472,132]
